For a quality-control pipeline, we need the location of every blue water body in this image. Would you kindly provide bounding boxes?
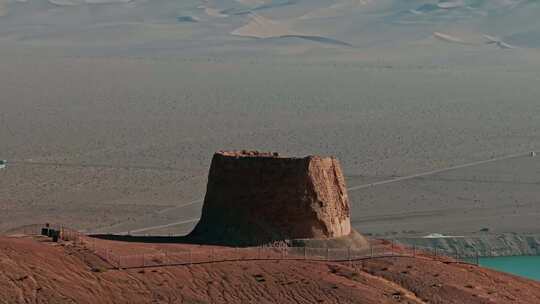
[479,256,540,281]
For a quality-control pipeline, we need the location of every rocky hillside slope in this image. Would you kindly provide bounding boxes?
[2,235,540,304]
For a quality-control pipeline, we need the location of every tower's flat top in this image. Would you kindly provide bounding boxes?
[217,150,282,158]
[216,150,333,160]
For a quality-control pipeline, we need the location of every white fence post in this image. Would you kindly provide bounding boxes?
[326,247,330,261]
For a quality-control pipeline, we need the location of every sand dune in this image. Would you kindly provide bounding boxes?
[300,0,373,20]
[279,35,352,47]
[231,13,351,46]
[483,34,516,49]
[433,32,466,44]
[249,0,297,12]
[85,0,131,3]
[47,0,130,4]
[433,32,514,48]
[204,7,228,18]
[231,13,298,38]
[48,0,81,5]
[437,1,465,9]
[236,0,264,6]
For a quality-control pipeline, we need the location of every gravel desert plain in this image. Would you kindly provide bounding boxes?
[1,0,540,302]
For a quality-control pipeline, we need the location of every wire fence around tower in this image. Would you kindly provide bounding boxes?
[6,224,491,270]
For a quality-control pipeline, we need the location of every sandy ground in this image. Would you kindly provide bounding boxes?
[350,154,540,237]
[231,14,298,38]
[1,0,540,237]
[1,53,540,237]
[204,7,228,18]
[2,236,540,303]
[1,54,540,236]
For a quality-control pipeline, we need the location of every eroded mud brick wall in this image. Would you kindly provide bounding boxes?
[189,151,351,245]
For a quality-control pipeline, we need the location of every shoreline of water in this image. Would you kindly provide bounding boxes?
[479,255,540,281]
[396,233,540,257]
[395,234,540,281]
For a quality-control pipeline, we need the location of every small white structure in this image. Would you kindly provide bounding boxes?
[0,160,6,169]
[422,233,464,239]
[423,233,446,239]
[531,151,537,157]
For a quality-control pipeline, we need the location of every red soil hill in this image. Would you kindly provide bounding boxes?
[2,236,540,304]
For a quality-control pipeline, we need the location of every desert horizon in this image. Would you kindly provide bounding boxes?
[1,1,540,302]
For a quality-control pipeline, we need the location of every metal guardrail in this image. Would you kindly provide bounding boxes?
[411,244,480,265]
